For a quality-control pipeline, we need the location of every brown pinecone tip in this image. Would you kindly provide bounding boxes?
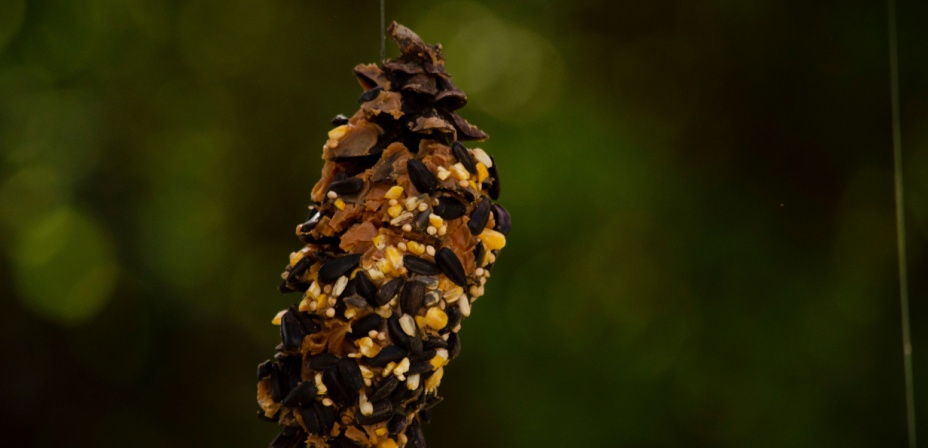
[387,21,445,67]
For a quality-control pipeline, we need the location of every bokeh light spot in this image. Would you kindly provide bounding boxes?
[11,206,118,325]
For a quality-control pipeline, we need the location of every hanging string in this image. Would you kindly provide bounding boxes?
[888,0,915,447]
[380,0,386,63]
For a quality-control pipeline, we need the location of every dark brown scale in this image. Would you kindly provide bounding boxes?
[407,159,438,194]
[473,241,485,267]
[317,254,361,284]
[403,256,440,276]
[270,426,305,448]
[467,198,491,235]
[388,414,408,436]
[435,247,467,286]
[407,421,427,448]
[257,360,273,380]
[452,142,477,173]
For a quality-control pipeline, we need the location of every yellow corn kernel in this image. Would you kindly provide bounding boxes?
[372,234,385,250]
[425,367,444,391]
[298,296,313,312]
[385,246,404,270]
[328,124,349,140]
[376,258,394,276]
[469,181,479,192]
[436,166,451,181]
[289,251,304,267]
[429,349,448,369]
[384,186,404,200]
[450,163,470,180]
[387,204,403,218]
[357,337,383,358]
[407,240,425,255]
[334,198,346,210]
[428,214,443,229]
[271,309,287,325]
[479,228,506,251]
[415,315,426,331]
[476,162,489,183]
[425,307,448,330]
[377,440,397,448]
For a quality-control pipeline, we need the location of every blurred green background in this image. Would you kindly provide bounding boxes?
[2,1,927,446]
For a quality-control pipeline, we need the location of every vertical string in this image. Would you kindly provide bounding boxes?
[380,0,386,63]
[888,0,915,447]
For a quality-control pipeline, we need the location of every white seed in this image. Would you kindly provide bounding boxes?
[399,314,417,336]
[325,308,336,318]
[406,373,421,390]
[426,226,437,235]
[393,357,410,380]
[327,191,338,199]
[426,246,435,256]
[417,203,428,212]
[458,296,471,317]
[402,224,413,232]
[360,401,374,416]
[397,242,408,251]
[332,276,349,297]
[473,148,492,167]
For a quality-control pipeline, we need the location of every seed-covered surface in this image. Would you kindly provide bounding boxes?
[257,22,509,448]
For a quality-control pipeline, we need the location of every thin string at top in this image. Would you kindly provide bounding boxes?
[888,0,915,447]
[380,0,386,63]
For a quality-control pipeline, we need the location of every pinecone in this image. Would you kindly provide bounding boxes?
[256,22,510,448]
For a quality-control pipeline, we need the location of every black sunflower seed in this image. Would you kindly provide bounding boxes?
[433,196,466,220]
[352,271,377,303]
[318,254,361,284]
[348,313,384,339]
[308,353,339,371]
[388,413,408,436]
[387,315,409,346]
[286,256,314,283]
[415,210,430,231]
[280,311,305,351]
[331,114,349,126]
[279,354,302,377]
[400,280,426,315]
[407,421,427,448]
[333,435,364,448]
[376,277,404,306]
[369,345,407,368]
[403,256,440,276]
[357,86,383,103]
[419,407,433,424]
[452,142,477,173]
[473,241,485,267]
[300,211,323,233]
[356,400,394,425]
[343,294,369,310]
[257,360,273,380]
[425,394,443,410]
[488,156,500,199]
[448,332,461,360]
[436,247,467,286]
[369,375,400,402]
[424,337,448,350]
[328,177,364,195]
[368,375,400,402]
[467,197,491,235]
[270,365,291,402]
[491,203,511,235]
[293,308,321,334]
[337,358,364,392]
[407,159,438,194]
[300,405,323,435]
[282,381,317,408]
[322,368,354,407]
[313,401,336,434]
[423,290,441,307]
[408,333,424,355]
[408,359,433,375]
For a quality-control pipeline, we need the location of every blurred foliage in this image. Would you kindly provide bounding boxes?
[1,1,927,447]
